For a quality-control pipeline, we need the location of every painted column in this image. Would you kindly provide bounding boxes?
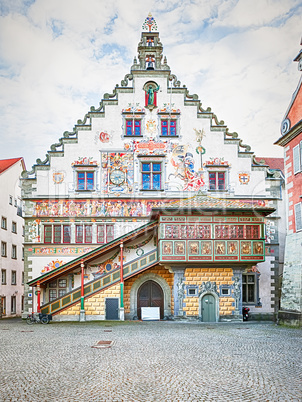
[119,243,125,321]
[80,259,86,322]
[172,268,185,317]
[37,281,41,314]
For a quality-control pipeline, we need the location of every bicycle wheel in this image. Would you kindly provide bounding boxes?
[41,316,49,324]
[26,316,34,325]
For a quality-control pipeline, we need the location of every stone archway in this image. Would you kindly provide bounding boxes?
[128,272,172,320]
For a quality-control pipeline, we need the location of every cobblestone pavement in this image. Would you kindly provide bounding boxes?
[0,319,301,402]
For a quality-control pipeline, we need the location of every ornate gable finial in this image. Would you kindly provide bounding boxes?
[142,13,158,32]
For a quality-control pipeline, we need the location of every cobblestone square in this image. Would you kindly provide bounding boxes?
[0,320,301,401]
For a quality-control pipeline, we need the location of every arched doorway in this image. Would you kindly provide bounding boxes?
[137,280,164,319]
[201,294,216,322]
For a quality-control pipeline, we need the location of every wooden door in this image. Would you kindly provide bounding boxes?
[137,281,164,319]
[201,294,216,322]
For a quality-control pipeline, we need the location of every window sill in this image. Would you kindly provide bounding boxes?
[159,135,179,138]
[124,135,143,138]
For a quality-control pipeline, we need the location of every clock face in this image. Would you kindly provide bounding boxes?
[110,169,125,185]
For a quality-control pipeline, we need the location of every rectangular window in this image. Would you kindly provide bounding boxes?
[1,269,6,285]
[44,225,52,243]
[22,226,25,237]
[49,289,57,302]
[58,279,67,288]
[22,247,24,261]
[53,225,61,244]
[11,270,16,285]
[295,202,302,232]
[63,225,71,244]
[12,245,17,259]
[142,162,162,190]
[12,221,17,234]
[126,119,141,136]
[246,225,259,239]
[9,196,13,205]
[1,242,7,257]
[85,225,92,243]
[11,296,16,314]
[242,274,256,303]
[77,172,94,190]
[76,225,83,243]
[58,289,67,298]
[1,217,7,230]
[106,225,114,242]
[22,271,24,285]
[97,225,105,243]
[209,172,226,190]
[293,144,301,174]
[161,119,177,136]
[21,296,24,313]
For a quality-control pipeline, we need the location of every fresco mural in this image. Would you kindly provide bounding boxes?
[101,152,134,194]
[170,144,205,191]
[32,199,170,218]
[41,259,64,274]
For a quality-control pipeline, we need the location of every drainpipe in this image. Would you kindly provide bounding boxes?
[120,243,125,320]
[80,259,86,322]
[37,281,41,314]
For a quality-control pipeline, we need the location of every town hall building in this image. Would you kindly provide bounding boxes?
[22,14,284,322]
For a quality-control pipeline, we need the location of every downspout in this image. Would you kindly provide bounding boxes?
[120,242,125,320]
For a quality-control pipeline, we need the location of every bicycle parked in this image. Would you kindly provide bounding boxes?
[26,313,50,325]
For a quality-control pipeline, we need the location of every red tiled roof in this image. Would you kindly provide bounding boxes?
[0,158,24,174]
[254,157,284,173]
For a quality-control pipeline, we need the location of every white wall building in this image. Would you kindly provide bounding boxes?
[0,158,25,318]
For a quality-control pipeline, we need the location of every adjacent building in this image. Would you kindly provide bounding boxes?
[0,158,25,318]
[22,15,284,322]
[276,39,302,326]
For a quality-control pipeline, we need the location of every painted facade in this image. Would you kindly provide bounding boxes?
[22,15,284,322]
[276,39,302,326]
[0,158,25,318]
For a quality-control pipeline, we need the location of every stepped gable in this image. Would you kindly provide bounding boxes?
[22,13,260,179]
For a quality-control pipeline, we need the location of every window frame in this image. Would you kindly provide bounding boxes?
[12,245,17,259]
[11,270,17,285]
[12,221,17,234]
[1,241,7,257]
[1,216,7,230]
[77,171,95,191]
[1,269,6,285]
[140,161,163,191]
[209,171,226,191]
[242,273,256,304]
[293,142,302,174]
[125,119,142,136]
[160,119,177,136]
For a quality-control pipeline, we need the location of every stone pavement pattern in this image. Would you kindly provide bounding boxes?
[0,320,301,402]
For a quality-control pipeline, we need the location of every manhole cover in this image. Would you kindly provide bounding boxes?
[91,340,114,349]
[104,329,112,332]
[21,330,34,332]
[1,329,9,330]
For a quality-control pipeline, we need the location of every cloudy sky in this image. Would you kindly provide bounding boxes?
[0,0,301,170]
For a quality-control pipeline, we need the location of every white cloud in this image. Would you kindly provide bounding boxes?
[0,0,301,169]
